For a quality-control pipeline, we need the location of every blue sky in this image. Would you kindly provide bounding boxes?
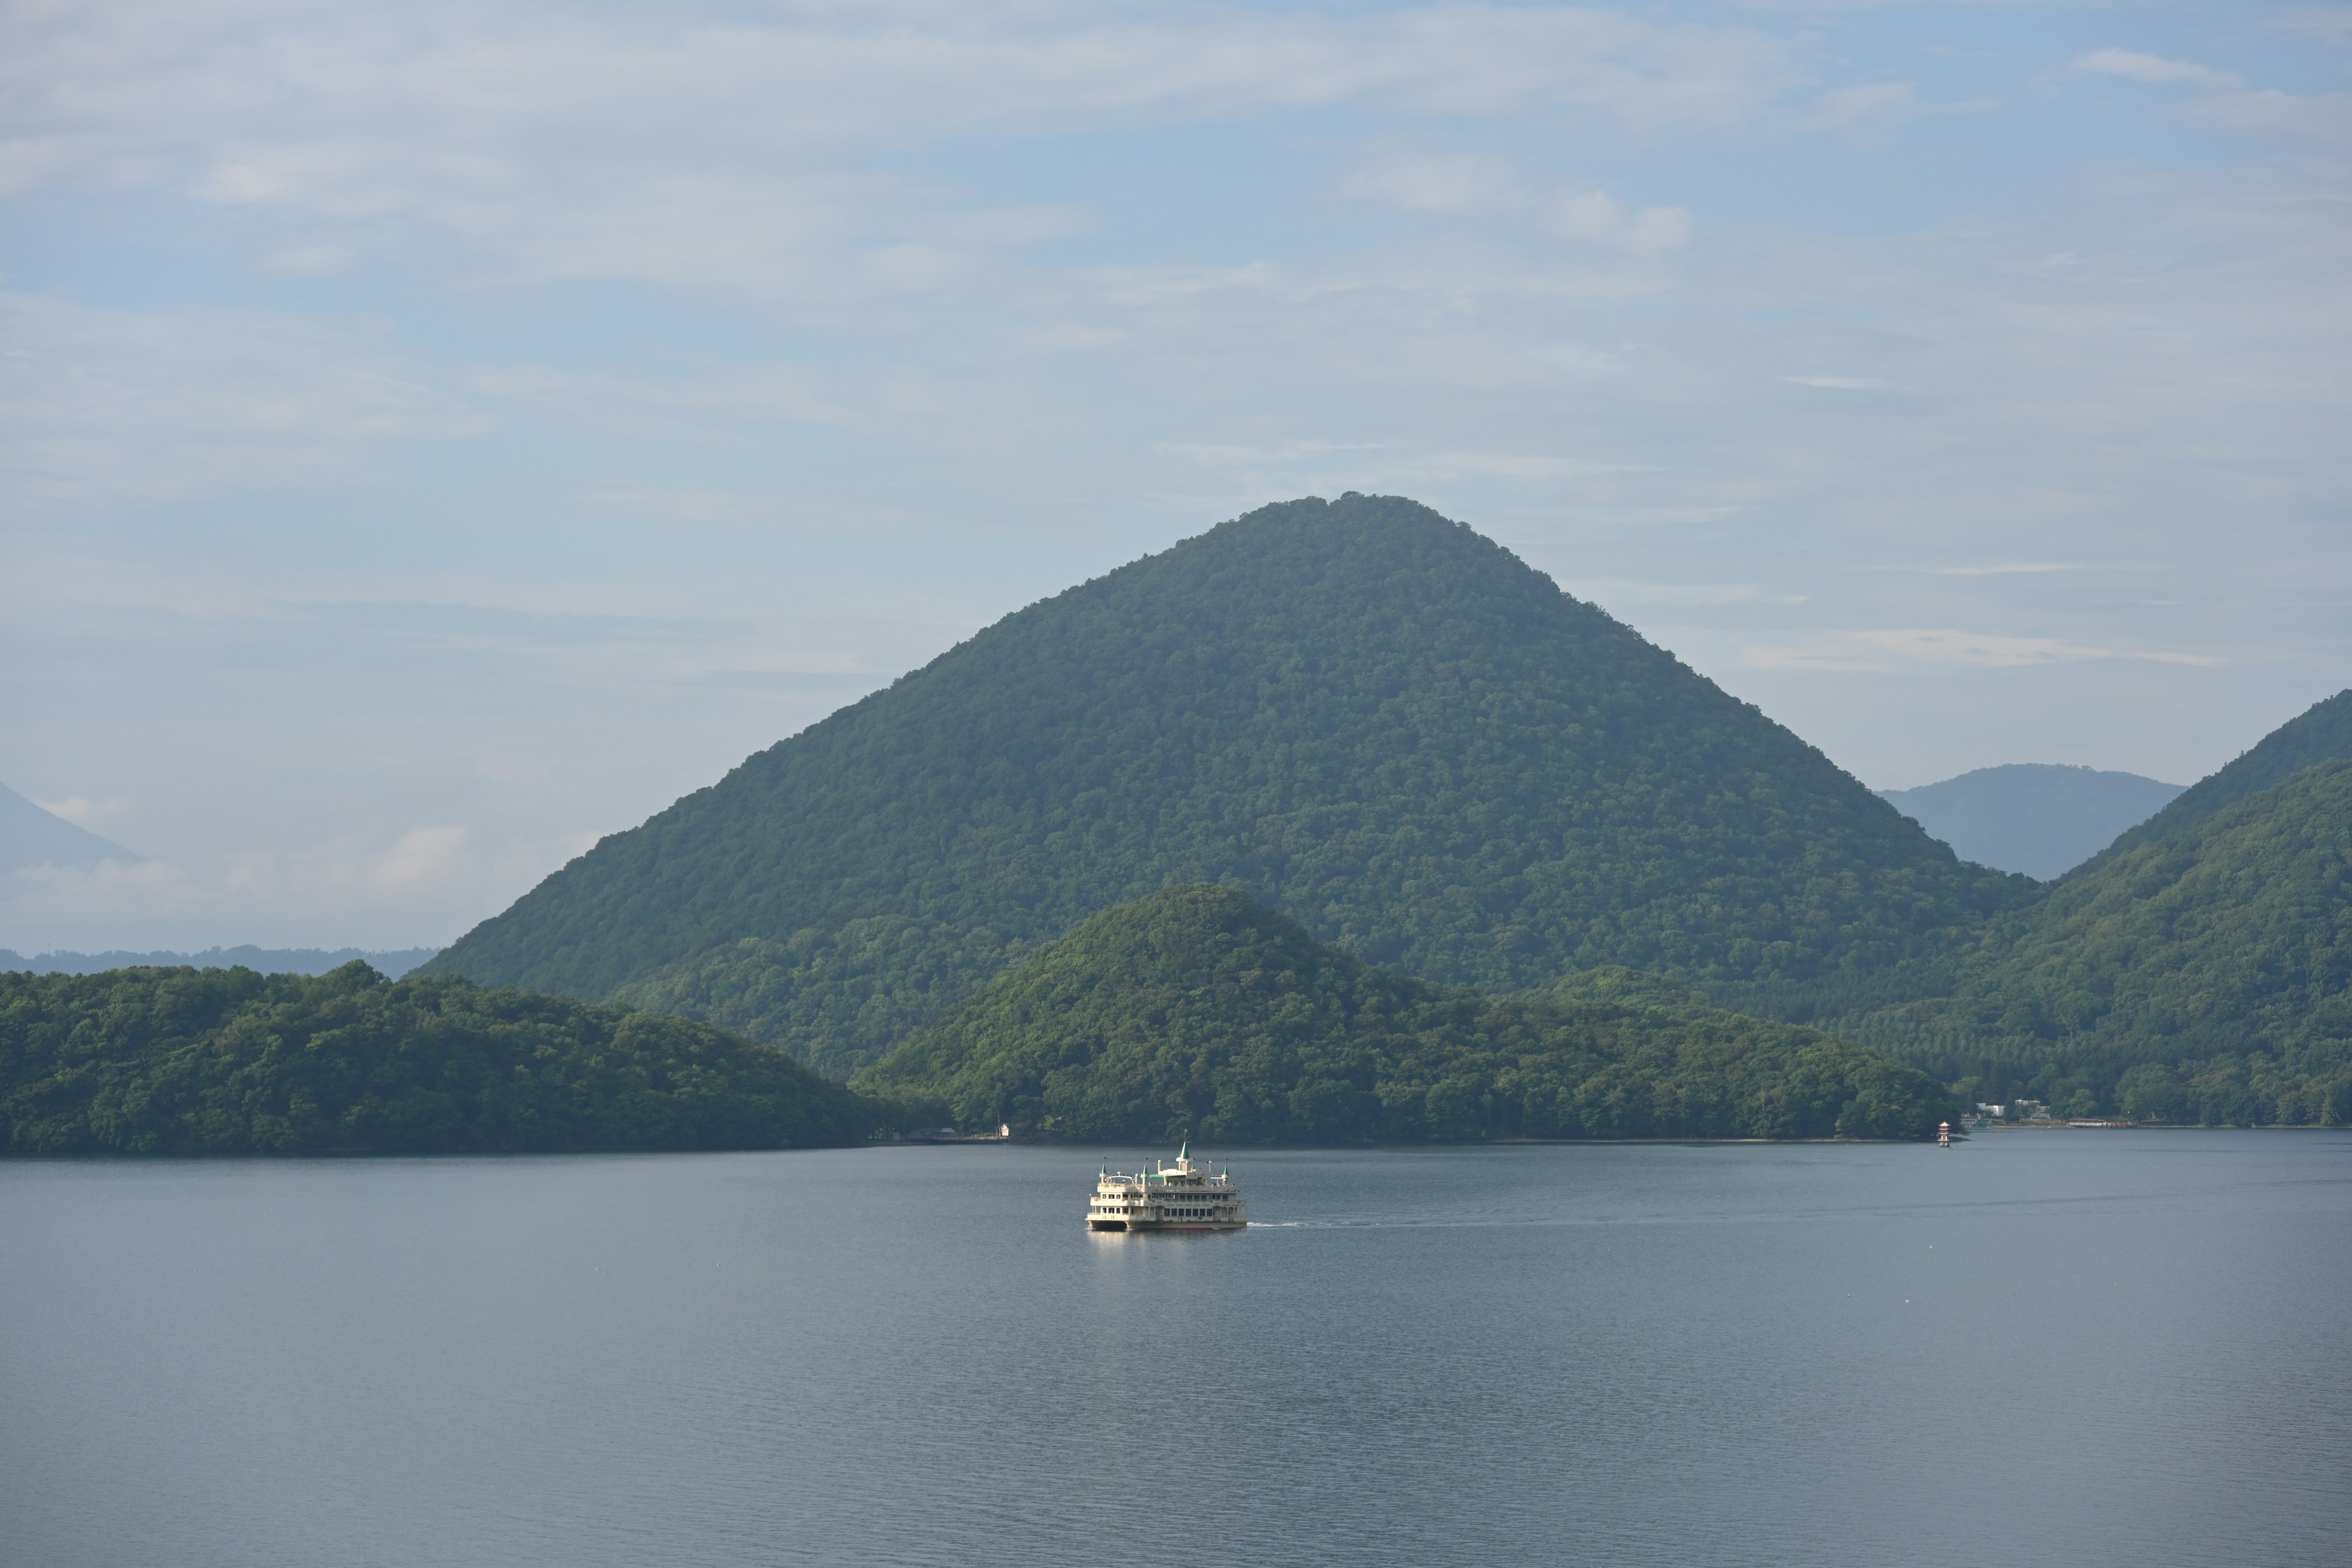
[3,0,2348,951]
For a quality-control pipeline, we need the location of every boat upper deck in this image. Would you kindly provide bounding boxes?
[1096,1145,1235,1191]
[1088,1144,1246,1231]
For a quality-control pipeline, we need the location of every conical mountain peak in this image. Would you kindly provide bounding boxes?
[1,780,140,875]
[426,494,2019,1074]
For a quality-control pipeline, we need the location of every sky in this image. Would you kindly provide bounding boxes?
[2,0,2348,954]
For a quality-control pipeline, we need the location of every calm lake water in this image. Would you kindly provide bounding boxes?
[4,1133,2348,1567]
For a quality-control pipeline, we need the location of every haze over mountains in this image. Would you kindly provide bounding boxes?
[1879,765,2184,881]
[1,782,442,981]
[0,782,138,876]
[0,946,441,979]
[425,494,2025,1077]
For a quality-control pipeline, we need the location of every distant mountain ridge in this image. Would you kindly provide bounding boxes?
[0,946,442,979]
[0,781,138,874]
[425,494,2024,1075]
[1879,764,2182,881]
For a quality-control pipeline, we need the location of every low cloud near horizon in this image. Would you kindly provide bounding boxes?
[3,0,2346,951]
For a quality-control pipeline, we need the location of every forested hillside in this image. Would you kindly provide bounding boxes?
[428,494,2022,1076]
[0,963,877,1155]
[1830,761,2352,1125]
[2071,689,2350,875]
[855,886,1958,1144]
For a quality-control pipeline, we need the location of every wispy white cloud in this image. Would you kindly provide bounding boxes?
[0,0,1804,304]
[0,292,484,503]
[2075,50,2244,89]
[29,796,113,829]
[1156,440,1385,466]
[1551,189,1693,255]
[576,486,822,529]
[2192,89,2352,144]
[1567,578,1782,609]
[2263,7,2352,46]
[1153,440,1643,488]
[1927,563,2099,576]
[2070,46,2352,146]
[1345,154,1525,215]
[1408,451,1643,481]
[368,826,467,892]
[0,824,498,952]
[1348,156,1693,254]
[1086,260,1284,309]
[1804,81,1924,128]
[1743,628,2226,673]
[467,363,851,437]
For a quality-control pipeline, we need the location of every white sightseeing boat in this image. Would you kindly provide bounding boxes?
[1085,1144,1246,1232]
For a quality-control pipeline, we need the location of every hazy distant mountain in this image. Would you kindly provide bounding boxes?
[425,493,2022,1076]
[0,946,442,979]
[1879,764,2184,881]
[2067,689,2352,878]
[0,780,139,874]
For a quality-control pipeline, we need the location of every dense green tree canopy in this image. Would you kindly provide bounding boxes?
[0,962,878,1155]
[1806,761,2352,1125]
[428,494,2021,1075]
[855,886,1959,1144]
[2071,689,2350,875]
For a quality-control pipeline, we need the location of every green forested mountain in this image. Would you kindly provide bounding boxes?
[1835,761,2352,1125]
[854,886,1958,1143]
[2070,689,2351,875]
[1,962,876,1155]
[427,494,2022,1076]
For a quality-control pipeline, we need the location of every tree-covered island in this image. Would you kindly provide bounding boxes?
[855,886,1959,1142]
[0,961,879,1155]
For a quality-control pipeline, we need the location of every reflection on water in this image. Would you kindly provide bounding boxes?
[4,1133,2348,1567]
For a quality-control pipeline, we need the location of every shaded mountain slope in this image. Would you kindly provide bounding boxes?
[427,494,2023,1075]
[0,963,877,1155]
[856,886,1956,1142]
[1879,764,2182,881]
[1,780,138,873]
[2071,689,2351,875]
[1853,760,2352,1124]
